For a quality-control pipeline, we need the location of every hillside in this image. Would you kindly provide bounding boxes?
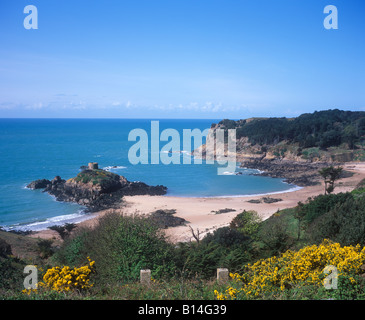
[212,109,365,163]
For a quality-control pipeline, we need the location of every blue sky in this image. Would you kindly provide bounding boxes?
[0,0,364,119]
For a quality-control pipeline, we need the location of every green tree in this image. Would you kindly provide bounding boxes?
[229,210,262,238]
[342,124,357,149]
[318,166,343,194]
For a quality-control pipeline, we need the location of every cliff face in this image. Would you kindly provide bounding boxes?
[27,169,167,211]
[197,110,365,164]
[193,110,365,185]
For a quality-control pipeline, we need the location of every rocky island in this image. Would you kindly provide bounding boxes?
[27,162,167,212]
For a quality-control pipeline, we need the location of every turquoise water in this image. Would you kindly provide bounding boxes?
[0,119,297,231]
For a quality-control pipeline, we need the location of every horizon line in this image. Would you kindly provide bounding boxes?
[0,117,231,120]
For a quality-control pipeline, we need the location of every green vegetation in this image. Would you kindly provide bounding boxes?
[49,223,76,240]
[219,109,365,150]
[301,147,322,160]
[318,166,343,194]
[3,179,365,300]
[55,213,177,284]
[229,210,261,238]
[74,169,120,188]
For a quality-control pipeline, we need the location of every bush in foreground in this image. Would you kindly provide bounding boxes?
[54,212,177,285]
[215,239,365,300]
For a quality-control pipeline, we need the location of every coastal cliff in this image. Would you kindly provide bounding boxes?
[195,109,365,185]
[27,167,167,211]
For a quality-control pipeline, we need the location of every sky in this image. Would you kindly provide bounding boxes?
[0,0,364,119]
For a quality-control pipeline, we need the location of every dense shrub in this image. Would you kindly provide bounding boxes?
[215,240,365,300]
[301,192,353,223]
[37,239,54,259]
[55,212,177,285]
[0,256,26,294]
[229,210,261,238]
[257,214,295,257]
[54,230,89,266]
[175,242,228,279]
[202,227,249,247]
[309,196,365,246]
[175,235,253,279]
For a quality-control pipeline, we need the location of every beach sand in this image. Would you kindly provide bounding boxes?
[31,162,365,243]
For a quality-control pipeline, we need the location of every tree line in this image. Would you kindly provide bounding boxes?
[218,109,365,149]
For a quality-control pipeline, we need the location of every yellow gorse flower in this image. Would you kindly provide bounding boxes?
[22,257,95,295]
[215,240,365,300]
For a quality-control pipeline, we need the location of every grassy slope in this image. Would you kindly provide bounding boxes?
[0,230,40,261]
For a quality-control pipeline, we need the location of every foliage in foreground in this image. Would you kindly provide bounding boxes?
[22,257,95,296]
[16,275,227,300]
[54,212,177,284]
[4,189,365,300]
[215,240,365,300]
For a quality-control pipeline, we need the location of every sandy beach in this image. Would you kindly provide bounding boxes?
[32,162,365,243]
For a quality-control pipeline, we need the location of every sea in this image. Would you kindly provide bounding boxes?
[0,118,300,231]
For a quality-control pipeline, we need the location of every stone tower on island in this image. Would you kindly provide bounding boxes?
[88,162,99,170]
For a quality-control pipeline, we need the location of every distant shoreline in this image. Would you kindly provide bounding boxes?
[30,162,365,243]
[163,184,302,199]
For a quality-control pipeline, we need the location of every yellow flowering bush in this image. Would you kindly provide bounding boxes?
[215,240,365,299]
[22,257,95,295]
[41,257,95,292]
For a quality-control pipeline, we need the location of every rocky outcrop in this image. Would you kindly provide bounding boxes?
[26,179,52,189]
[241,159,339,186]
[28,169,167,212]
[148,209,188,229]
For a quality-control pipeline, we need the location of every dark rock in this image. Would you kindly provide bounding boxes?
[247,199,261,204]
[241,159,339,187]
[50,176,65,185]
[212,208,236,214]
[26,179,51,189]
[262,197,282,204]
[149,209,187,229]
[28,168,167,212]
[119,181,167,196]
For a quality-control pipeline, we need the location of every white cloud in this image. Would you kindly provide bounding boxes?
[0,102,17,110]
[24,102,46,110]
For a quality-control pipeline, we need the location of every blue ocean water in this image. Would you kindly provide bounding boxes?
[0,119,298,231]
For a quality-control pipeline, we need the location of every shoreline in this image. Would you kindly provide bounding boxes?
[30,162,365,243]
[17,184,300,231]
[167,184,303,199]
[14,179,300,233]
